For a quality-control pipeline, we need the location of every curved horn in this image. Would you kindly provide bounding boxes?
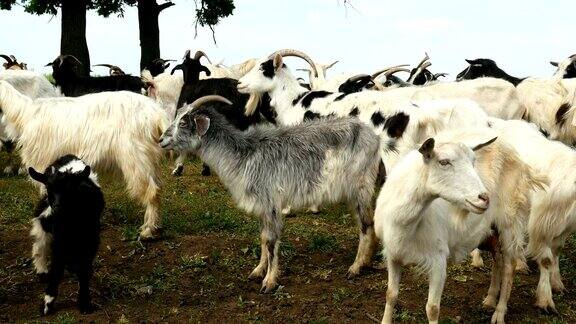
[324,60,339,69]
[0,54,13,64]
[193,50,212,64]
[171,64,183,75]
[346,74,385,91]
[188,95,233,111]
[371,64,411,79]
[433,72,448,79]
[183,50,191,60]
[94,63,115,68]
[408,61,432,84]
[268,49,319,77]
[415,52,430,70]
[66,55,84,66]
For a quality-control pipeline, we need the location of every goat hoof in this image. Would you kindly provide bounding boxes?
[346,266,361,279]
[139,227,162,241]
[37,272,49,283]
[17,167,27,176]
[483,296,497,309]
[490,311,506,324]
[535,301,557,314]
[172,166,184,177]
[260,281,278,294]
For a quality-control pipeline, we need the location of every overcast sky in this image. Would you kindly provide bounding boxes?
[1,0,574,80]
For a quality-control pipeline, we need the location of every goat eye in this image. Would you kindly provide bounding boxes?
[439,159,451,166]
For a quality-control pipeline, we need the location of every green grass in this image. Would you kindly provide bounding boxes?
[2,151,576,322]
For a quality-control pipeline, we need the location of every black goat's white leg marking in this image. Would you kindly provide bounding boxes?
[260,209,282,293]
[30,209,52,276]
[42,255,64,315]
[172,152,187,176]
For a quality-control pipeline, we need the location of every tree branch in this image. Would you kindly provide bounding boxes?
[158,1,174,12]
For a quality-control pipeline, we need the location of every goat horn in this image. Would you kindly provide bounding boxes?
[325,60,339,69]
[188,95,233,111]
[371,64,411,79]
[183,50,191,60]
[268,49,319,78]
[346,74,385,91]
[93,64,116,69]
[408,61,432,84]
[433,72,448,79]
[171,64,183,75]
[0,55,13,64]
[66,55,84,67]
[193,50,213,64]
[414,52,430,70]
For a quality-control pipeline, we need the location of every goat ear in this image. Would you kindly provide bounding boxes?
[194,115,211,136]
[171,64,183,75]
[550,61,559,67]
[79,165,91,178]
[418,138,435,160]
[202,65,212,76]
[472,136,497,151]
[29,167,47,184]
[273,54,283,72]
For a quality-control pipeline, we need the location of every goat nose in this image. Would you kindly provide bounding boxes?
[478,193,489,204]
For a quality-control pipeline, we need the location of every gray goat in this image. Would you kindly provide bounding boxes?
[159,95,382,293]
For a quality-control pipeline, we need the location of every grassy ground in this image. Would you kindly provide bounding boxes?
[0,150,575,323]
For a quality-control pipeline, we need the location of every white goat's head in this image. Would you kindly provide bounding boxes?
[419,136,496,214]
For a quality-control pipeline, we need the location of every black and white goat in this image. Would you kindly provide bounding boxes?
[160,95,382,293]
[456,57,576,145]
[169,50,275,176]
[550,54,576,79]
[47,55,145,97]
[29,155,104,315]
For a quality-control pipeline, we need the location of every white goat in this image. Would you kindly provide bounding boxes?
[0,70,60,174]
[489,118,576,312]
[375,129,546,324]
[0,81,168,240]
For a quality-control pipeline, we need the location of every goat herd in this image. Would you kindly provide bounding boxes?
[1,50,576,323]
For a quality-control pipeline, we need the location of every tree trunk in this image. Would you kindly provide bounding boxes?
[60,0,90,76]
[138,0,174,71]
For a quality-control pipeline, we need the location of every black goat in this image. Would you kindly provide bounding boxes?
[46,55,145,97]
[170,50,275,176]
[145,58,175,77]
[29,155,104,315]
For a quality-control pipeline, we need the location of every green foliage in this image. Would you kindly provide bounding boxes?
[1,0,235,27]
[194,0,234,27]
